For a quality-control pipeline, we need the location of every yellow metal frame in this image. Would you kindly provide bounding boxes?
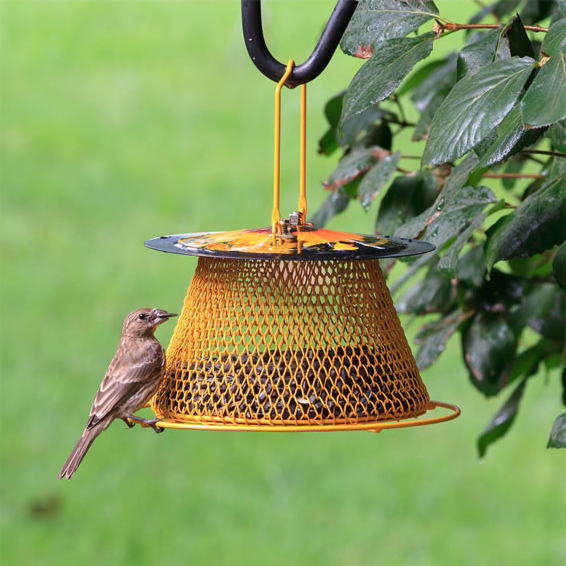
[272,60,308,242]
[133,401,460,432]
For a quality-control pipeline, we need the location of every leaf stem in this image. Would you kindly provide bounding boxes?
[435,21,548,36]
[521,149,566,159]
[481,173,545,179]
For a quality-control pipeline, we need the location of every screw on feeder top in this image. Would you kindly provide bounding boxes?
[241,0,359,88]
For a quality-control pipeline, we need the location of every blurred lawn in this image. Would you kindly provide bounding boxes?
[1,2,565,565]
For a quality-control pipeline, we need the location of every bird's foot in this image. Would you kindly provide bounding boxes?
[122,418,136,429]
[126,415,164,433]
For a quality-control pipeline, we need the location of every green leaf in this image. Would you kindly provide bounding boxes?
[463,314,517,396]
[397,59,446,97]
[457,27,510,79]
[358,151,400,211]
[546,120,566,152]
[323,147,378,191]
[478,378,527,458]
[438,208,488,278]
[397,260,452,314]
[542,17,566,56]
[473,268,525,312]
[340,33,435,128]
[457,245,486,288]
[394,154,478,240]
[522,49,566,128]
[547,412,566,448]
[470,105,546,177]
[510,284,566,343]
[506,15,535,59]
[318,93,343,155]
[507,342,545,385]
[411,55,457,140]
[469,0,521,25]
[341,0,439,56]
[521,0,555,25]
[552,0,566,24]
[422,57,535,165]
[484,175,566,270]
[415,310,461,369]
[375,171,437,235]
[339,105,393,149]
[422,185,496,250]
[309,192,350,229]
[553,240,566,287]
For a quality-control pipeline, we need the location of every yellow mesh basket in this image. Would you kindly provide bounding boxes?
[153,255,428,427]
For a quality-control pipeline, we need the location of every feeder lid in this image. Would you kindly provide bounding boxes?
[145,226,434,260]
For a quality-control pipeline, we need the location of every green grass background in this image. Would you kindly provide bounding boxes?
[1,1,565,565]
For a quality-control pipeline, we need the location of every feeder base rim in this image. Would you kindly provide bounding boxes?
[132,401,460,432]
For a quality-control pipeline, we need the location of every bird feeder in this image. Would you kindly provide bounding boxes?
[143,0,460,432]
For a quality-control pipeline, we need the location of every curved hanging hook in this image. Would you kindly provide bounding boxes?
[241,0,358,88]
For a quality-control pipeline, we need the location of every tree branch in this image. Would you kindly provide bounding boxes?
[521,149,566,159]
[482,173,545,179]
[434,20,548,36]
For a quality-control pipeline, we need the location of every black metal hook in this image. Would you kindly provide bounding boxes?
[241,0,358,88]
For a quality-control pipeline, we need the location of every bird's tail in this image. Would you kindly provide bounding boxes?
[58,425,103,480]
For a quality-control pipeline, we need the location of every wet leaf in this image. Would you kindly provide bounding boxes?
[397,59,446,97]
[552,0,566,24]
[545,119,566,152]
[484,175,566,270]
[397,260,452,314]
[376,171,437,235]
[457,27,510,79]
[506,15,535,59]
[541,17,566,56]
[507,342,545,386]
[395,154,478,240]
[468,0,521,25]
[411,55,457,140]
[438,207,488,279]
[472,268,525,313]
[309,192,350,229]
[547,412,566,448]
[415,310,462,369]
[522,48,566,127]
[422,185,496,250]
[463,314,517,396]
[340,33,435,128]
[521,0,555,25]
[341,0,439,56]
[510,283,566,343]
[339,106,393,149]
[478,377,527,457]
[422,57,535,165]
[457,245,486,288]
[323,147,378,191]
[358,152,401,211]
[469,105,546,179]
[318,93,344,155]
[553,240,566,287]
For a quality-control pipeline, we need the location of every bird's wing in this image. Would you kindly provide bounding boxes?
[86,341,164,428]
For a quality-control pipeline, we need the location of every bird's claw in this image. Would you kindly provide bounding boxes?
[125,415,165,433]
[122,418,136,429]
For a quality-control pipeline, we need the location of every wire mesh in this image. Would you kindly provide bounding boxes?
[152,257,430,427]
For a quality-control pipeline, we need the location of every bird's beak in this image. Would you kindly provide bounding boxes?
[151,309,178,325]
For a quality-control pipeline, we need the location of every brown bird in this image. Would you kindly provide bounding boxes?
[58,308,177,480]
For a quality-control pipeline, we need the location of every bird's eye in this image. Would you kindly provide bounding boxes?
[138,313,147,320]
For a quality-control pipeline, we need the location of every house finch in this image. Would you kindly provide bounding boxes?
[58,308,177,480]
